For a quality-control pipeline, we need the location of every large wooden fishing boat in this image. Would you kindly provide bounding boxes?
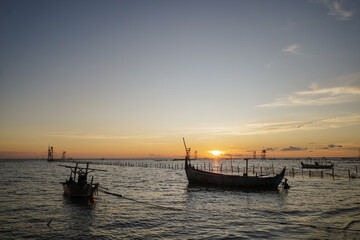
[183,138,286,189]
[60,163,106,198]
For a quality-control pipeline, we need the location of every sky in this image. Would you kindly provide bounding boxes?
[0,0,359,159]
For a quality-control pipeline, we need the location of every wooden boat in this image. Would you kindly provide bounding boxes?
[301,162,334,169]
[60,163,106,198]
[301,157,334,169]
[182,138,286,189]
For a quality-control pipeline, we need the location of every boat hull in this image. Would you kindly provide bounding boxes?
[62,181,93,197]
[185,166,286,189]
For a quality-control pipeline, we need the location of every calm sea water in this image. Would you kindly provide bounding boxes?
[1,159,360,239]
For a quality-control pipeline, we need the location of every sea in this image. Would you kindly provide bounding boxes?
[1,158,360,239]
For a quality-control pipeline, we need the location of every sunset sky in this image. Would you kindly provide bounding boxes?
[0,0,359,159]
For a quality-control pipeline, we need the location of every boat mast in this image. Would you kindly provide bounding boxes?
[183,138,191,168]
[74,163,78,181]
[85,162,89,178]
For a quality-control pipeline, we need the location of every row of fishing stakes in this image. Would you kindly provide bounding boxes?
[54,159,359,180]
[298,167,358,180]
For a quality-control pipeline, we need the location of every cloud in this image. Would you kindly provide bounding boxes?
[258,83,360,107]
[264,148,275,152]
[46,132,163,140]
[328,144,343,148]
[242,114,360,135]
[175,113,360,137]
[282,44,301,54]
[281,146,308,152]
[319,144,343,149]
[315,0,354,20]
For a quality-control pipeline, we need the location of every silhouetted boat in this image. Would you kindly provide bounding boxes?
[301,162,334,169]
[60,163,106,198]
[182,138,286,189]
[301,157,334,169]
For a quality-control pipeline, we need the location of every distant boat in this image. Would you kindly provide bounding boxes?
[182,138,286,190]
[301,162,334,169]
[301,157,334,169]
[59,162,106,198]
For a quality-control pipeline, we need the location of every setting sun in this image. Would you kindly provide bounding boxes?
[209,150,223,156]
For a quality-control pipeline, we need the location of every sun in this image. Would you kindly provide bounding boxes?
[209,150,223,156]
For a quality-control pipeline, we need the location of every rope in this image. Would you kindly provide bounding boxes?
[98,186,183,212]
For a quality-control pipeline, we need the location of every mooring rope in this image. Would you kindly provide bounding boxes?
[98,186,183,212]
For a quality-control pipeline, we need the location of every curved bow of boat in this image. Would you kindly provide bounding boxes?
[279,167,286,177]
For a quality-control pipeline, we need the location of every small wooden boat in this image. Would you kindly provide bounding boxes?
[60,163,106,198]
[301,157,334,169]
[182,138,286,190]
[301,162,334,169]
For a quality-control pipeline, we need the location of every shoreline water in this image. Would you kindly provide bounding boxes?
[1,159,360,239]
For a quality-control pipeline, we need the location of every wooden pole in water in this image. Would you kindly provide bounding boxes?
[245,159,249,176]
[74,163,78,181]
[348,169,351,179]
[309,170,311,178]
[332,168,335,179]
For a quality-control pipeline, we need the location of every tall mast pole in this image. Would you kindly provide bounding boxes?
[183,138,191,168]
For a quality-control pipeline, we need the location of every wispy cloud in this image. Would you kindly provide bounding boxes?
[281,146,308,152]
[264,148,275,152]
[242,114,360,135]
[315,0,354,20]
[282,44,301,55]
[258,83,360,107]
[45,132,163,140]
[318,144,343,149]
[179,114,359,137]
